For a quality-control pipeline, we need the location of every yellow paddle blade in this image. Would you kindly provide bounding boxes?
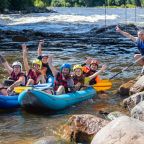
[93,86,112,92]
[14,86,32,94]
[93,80,112,91]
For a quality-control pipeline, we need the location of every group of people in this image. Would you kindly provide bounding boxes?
[0,40,106,96]
[1,26,144,96]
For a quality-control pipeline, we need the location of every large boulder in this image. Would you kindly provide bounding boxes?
[123,91,144,110]
[130,75,144,95]
[91,116,144,144]
[118,80,136,96]
[56,114,109,143]
[131,101,144,122]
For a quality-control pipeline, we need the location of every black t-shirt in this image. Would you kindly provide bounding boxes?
[37,56,53,77]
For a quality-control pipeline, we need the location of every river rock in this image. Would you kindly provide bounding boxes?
[33,136,62,144]
[123,91,144,110]
[56,114,109,143]
[118,79,136,96]
[107,111,126,120]
[130,75,144,95]
[131,101,144,122]
[91,116,144,144]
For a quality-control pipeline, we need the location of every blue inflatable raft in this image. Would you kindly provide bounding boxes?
[0,77,54,109]
[18,87,96,111]
[0,95,19,109]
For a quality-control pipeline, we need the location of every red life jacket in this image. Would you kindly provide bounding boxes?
[54,72,70,92]
[10,71,26,86]
[83,67,101,85]
[27,69,41,85]
[73,75,85,85]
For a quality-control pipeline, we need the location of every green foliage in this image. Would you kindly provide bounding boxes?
[51,0,66,7]
[0,0,144,12]
[0,0,9,12]
[34,0,46,7]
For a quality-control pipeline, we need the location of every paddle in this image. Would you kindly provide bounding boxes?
[12,36,29,42]
[94,55,144,91]
[14,83,53,94]
[92,79,112,91]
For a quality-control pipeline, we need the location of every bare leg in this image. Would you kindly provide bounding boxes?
[0,84,8,96]
[134,54,144,66]
[56,85,65,95]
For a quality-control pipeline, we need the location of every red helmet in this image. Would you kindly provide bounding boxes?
[90,59,100,65]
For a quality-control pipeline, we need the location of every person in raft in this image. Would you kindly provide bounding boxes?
[82,58,102,85]
[0,55,26,95]
[22,44,46,86]
[37,40,53,82]
[48,55,74,95]
[116,25,144,73]
[72,64,107,91]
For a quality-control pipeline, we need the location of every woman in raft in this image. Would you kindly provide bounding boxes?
[0,55,26,95]
[37,40,53,82]
[72,64,107,91]
[22,44,46,86]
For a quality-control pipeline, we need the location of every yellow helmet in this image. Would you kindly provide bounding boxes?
[32,59,42,69]
[73,64,83,71]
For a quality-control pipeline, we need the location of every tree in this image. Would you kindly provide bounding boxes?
[0,0,9,12]
[135,0,142,7]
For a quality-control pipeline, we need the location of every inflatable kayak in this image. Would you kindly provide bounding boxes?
[0,95,19,109]
[18,87,96,111]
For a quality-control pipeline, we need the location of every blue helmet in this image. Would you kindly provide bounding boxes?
[60,63,71,72]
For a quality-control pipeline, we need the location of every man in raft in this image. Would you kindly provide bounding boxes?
[116,26,144,73]
[0,55,26,95]
[48,55,74,95]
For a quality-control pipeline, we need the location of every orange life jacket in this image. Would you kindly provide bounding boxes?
[82,66,101,85]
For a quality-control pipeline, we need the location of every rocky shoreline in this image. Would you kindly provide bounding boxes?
[0,24,138,53]
[33,75,144,144]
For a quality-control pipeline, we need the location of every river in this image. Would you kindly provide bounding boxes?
[0,7,144,143]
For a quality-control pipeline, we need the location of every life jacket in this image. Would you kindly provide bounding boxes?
[10,71,26,86]
[54,72,70,92]
[39,67,47,76]
[27,69,41,85]
[73,75,85,85]
[83,66,101,85]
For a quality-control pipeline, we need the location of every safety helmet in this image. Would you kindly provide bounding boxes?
[60,63,71,72]
[90,59,100,65]
[32,59,42,69]
[73,64,83,71]
[41,53,49,58]
[12,61,22,71]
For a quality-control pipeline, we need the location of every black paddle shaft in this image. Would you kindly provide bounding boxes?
[110,56,144,80]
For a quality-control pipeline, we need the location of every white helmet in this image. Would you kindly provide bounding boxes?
[12,61,22,71]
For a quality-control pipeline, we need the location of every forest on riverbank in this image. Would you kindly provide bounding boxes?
[0,0,144,12]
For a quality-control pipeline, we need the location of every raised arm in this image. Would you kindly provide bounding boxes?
[37,40,44,56]
[116,26,136,42]
[0,55,13,75]
[48,55,58,77]
[22,44,30,74]
[89,65,107,81]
